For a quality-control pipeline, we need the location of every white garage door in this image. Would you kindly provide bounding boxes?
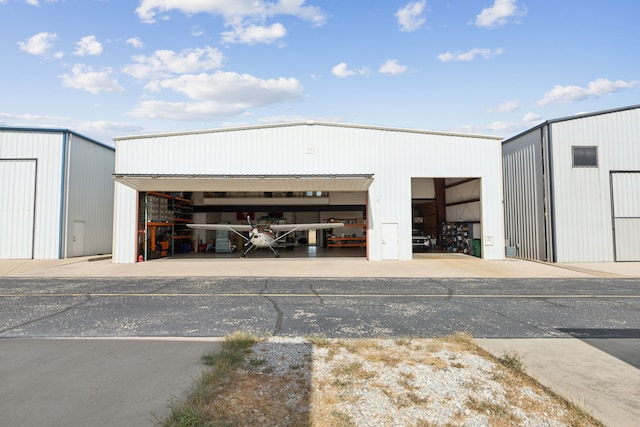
[611,172,640,262]
[0,160,36,259]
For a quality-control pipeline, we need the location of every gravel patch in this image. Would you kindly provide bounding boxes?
[247,336,594,427]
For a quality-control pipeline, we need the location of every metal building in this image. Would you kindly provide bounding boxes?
[0,127,114,259]
[502,105,640,262]
[113,122,504,263]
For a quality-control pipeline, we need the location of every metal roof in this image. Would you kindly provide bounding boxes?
[502,104,640,145]
[0,125,114,151]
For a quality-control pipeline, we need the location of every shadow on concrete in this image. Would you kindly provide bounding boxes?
[557,328,640,368]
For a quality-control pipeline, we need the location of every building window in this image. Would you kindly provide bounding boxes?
[572,146,598,167]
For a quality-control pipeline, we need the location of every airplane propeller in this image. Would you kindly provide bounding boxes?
[242,215,257,257]
[246,215,256,243]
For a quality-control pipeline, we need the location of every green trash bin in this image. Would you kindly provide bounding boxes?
[471,239,481,258]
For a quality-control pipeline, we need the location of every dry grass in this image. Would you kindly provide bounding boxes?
[161,332,605,427]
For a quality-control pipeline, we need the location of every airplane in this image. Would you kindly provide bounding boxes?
[187,216,344,258]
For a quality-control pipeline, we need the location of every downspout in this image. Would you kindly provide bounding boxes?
[58,131,69,258]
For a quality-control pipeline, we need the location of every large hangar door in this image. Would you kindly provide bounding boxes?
[0,160,36,259]
[612,172,640,261]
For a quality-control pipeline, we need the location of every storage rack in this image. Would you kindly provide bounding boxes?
[140,192,193,260]
[325,219,367,248]
[441,222,471,254]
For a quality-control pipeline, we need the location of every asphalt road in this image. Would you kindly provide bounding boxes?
[2,277,639,345]
[1,276,639,426]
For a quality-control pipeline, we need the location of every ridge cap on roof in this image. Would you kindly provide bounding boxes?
[114,120,502,141]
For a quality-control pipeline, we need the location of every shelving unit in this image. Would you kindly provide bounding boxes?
[327,236,367,248]
[441,222,472,254]
[325,220,367,248]
[139,192,193,260]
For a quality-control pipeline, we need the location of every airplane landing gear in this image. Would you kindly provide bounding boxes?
[241,243,254,258]
[268,245,280,258]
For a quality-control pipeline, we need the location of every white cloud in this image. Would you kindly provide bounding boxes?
[152,71,303,102]
[135,0,326,45]
[191,26,205,37]
[130,71,304,120]
[76,120,143,141]
[221,23,286,45]
[523,111,542,123]
[0,112,137,144]
[493,101,520,113]
[460,113,544,137]
[18,32,57,55]
[537,78,639,106]
[74,35,103,56]
[438,48,504,62]
[0,111,67,124]
[22,0,60,4]
[122,46,224,79]
[476,0,525,29]
[331,62,367,78]
[126,37,144,49]
[61,64,124,94]
[379,59,408,75]
[129,100,248,121]
[395,0,426,32]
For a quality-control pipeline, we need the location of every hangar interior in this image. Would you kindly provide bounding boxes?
[134,176,483,260]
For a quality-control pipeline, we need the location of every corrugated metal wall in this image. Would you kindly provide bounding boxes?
[1,129,114,260]
[550,108,640,262]
[502,128,547,260]
[112,183,139,263]
[502,106,640,263]
[0,130,64,259]
[114,124,504,263]
[64,133,114,257]
[0,159,36,258]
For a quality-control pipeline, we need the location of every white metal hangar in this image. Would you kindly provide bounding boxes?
[502,104,640,263]
[0,127,115,259]
[112,121,505,263]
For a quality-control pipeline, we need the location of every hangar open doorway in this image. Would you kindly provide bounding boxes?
[131,177,371,261]
[411,178,483,258]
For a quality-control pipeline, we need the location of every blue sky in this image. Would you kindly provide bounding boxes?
[0,0,638,144]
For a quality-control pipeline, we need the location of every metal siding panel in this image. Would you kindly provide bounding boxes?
[501,130,546,260]
[65,134,115,257]
[0,160,36,258]
[445,201,481,222]
[113,183,139,263]
[445,180,480,204]
[1,130,64,259]
[550,109,640,262]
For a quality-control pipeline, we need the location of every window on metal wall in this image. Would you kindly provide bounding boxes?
[572,146,598,167]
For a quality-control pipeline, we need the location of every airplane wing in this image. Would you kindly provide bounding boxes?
[187,224,253,231]
[269,222,344,231]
